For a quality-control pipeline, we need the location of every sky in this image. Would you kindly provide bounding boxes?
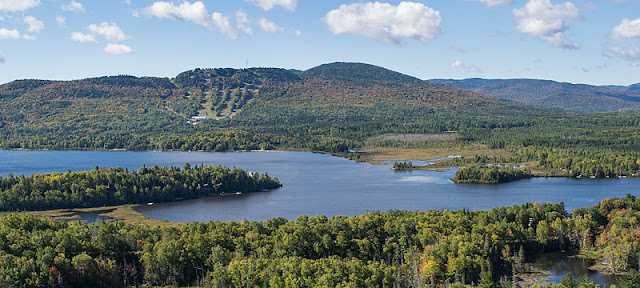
[0,0,639,86]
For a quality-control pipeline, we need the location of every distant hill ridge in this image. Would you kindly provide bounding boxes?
[1,62,636,112]
[300,62,421,84]
[430,78,640,111]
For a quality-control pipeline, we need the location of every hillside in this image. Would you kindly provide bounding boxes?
[0,62,579,152]
[0,76,192,134]
[430,78,640,111]
[628,82,640,91]
[300,62,421,84]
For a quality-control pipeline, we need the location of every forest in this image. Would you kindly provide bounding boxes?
[0,164,280,212]
[2,196,640,287]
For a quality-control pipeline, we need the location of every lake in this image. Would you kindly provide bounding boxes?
[1,150,638,223]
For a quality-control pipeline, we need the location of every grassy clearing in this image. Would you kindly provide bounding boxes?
[0,205,185,228]
[365,146,508,162]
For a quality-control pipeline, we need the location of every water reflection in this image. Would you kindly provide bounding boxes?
[530,252,618,286]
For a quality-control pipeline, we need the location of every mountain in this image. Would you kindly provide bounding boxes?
[300,62,421,84]
[430,78,640,111]
[0,62,570,150]
[628,82,640,91]
[0,75,187,133]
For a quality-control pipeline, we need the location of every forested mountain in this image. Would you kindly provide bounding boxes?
[430,78,640,111]
[300,62,421,84]
[0,63,563,152]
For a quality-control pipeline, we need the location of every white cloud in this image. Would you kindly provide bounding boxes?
[70,32,96,42]
[139,1,241,39]
[258,18,283,33]
[292,29,302,36]
[513,0,581,49]
[62,1,85,13]
[607,46,640,62]
[236,10,249,24]
[0,52,5,64]
[24,16,44,33]
[450,60,483,73]
[0,0,40,12]
[610,18,640,40]
[57,16,66,28]
[0,28,21,39]
[467,0,513,7]
[104,43,134,55]
[235,10,253,35]
[248,0,298,11]
[323,2,441,45]
[123,0,131,4]
[87,22,128,42]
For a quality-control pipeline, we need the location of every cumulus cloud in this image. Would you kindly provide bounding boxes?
[70,32,96,42]
[62,1,85,13]
[324,2,441,45]
[57,16,66,28]
[467,0,513,7]
[513,0,581,49]
[87,22,129,42]
[70,22,133,55]
[450,60,483,73]
[0,52,5,64]
[0,28,21,39]
[610,18,640,40]
[292,29,302,36]
[0,0,40,12]
[235,10,253,35]
[138,1,243,39]
[607,46,640,62]
[258,18,283,33]
[247,0,298,11]
[24,16,44,33]
[104,43,134,55]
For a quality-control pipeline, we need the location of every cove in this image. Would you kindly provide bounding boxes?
[1,150,638,223]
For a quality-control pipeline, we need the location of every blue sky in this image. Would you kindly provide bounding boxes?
[0,0,639,85]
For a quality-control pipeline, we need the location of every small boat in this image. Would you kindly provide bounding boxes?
[147,202,154,206]
[235,192,242,195]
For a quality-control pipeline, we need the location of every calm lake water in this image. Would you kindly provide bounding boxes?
[1,150,638,223]
[531,252,619,286]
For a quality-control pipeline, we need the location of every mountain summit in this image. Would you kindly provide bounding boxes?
[301,62,421,84]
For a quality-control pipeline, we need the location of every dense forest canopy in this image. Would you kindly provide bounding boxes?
[0,165,281,212]
[1,197,639,287]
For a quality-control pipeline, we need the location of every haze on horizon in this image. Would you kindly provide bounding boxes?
[0,0,639,86]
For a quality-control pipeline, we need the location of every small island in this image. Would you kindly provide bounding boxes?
[391,161,425,170]
[451,165,532,184]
